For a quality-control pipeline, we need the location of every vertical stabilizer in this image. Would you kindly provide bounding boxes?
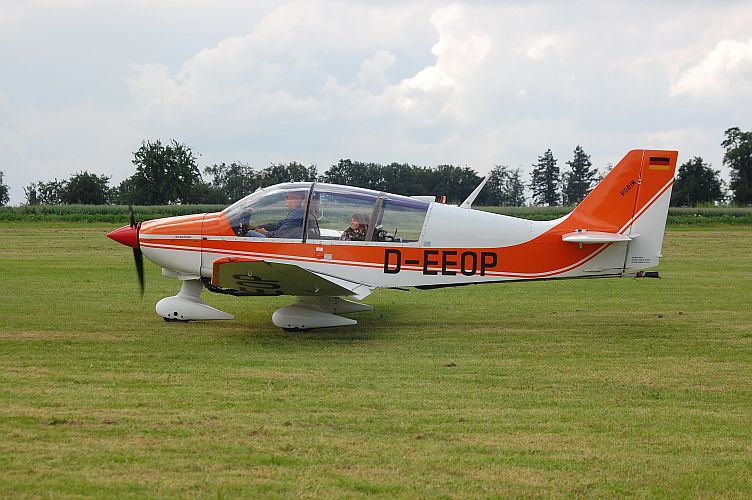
[566,149,678,271]
[623,152,678,270]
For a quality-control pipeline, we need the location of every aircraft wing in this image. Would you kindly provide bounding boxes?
[211,257,373,299]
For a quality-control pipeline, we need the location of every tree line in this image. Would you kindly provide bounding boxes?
[16,140,529,207]
[3,127,750,208]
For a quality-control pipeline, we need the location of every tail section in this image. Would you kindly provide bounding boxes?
[564,149,677,271]
[622,151,678,270]
[567,150,676,229]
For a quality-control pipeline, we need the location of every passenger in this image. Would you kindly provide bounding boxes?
[340,213,370,241]
[254,191,306,238]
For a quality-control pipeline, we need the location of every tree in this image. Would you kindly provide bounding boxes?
[204,162,258,203]
[381,162,425,195]
[0,171,9,206]
[322,159,383,190]
[121,139,202,205]
[722,127,752,205]
[670,157,724,207]
[186,181,230,204]
[112,177,135,205]
[431,165,484,204]
[503,168,526,206]
[593,163,614,185]
[487,165,526,206]
[321,160,485,202]
[530,149,560,206]
[562,145,597,205]
[24,179,66,204]
[259,162,317,187]
[60,171,112,205]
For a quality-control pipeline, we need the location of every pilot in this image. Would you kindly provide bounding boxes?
[340,213,370,241]
[254,191,306,238]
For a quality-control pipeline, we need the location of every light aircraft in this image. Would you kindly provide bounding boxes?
[107,149,677,330]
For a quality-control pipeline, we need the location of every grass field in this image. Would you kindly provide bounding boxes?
[1,222,751,497]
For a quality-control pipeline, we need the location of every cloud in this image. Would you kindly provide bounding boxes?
[0,0,102,26]
[390,4,491,122]
[127,63,180,109]
[524,34,564,61]
[671,38,752,98]
[356,50,398,90]
[125,2,493,148]
[3,1,752,206]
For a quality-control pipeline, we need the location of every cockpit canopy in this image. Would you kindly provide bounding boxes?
[223,182,432,243]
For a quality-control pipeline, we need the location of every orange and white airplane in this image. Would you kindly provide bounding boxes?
[107,149,677,330]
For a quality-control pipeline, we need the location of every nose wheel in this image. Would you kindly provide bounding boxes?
[156,279,234,321]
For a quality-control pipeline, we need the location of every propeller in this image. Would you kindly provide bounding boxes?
[106,206,145,296]
[129,205,145,297]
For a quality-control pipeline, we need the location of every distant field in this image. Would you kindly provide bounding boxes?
[484,206,752,225]
[0,204,225,223]
[1,222,751,496]
[2,204,752,225]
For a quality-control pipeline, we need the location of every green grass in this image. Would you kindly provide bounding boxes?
[1,222,751,496]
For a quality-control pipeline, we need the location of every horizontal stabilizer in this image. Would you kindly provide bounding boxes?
[562,230,635,244]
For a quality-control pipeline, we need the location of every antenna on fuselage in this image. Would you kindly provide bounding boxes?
[459,176,489,209]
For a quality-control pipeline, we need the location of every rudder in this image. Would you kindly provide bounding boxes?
[624,151,678,271]
[567,149,678,271]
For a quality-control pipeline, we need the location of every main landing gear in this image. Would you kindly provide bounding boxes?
[156,279,372,329]
[272,296,373,330]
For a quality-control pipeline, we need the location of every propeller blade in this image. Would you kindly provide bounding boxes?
[133,247,145,297]
[129,205,143,296]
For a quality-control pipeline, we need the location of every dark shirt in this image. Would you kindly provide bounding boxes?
[262,208,305,238]
[340,225,368,241]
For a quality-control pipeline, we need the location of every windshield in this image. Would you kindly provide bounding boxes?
[224,182,431,243]
[223,183,313,239]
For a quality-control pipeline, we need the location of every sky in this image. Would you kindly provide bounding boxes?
[1,0,751,205]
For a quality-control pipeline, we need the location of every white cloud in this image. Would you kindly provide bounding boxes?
[125,2,492,139]
[356,50,398,89]
[2,1,752,205]
[127,63,180,109]
[391,4,490,121]
[671,38,752,98]
[525,34,564,60]
[514,89,528,102]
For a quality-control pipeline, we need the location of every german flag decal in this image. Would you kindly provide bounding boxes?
[648,156,671,170]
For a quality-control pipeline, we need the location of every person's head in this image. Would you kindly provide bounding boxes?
[284,191,305,209]
[350,213,370,229]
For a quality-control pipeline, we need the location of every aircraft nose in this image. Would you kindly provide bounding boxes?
[107,225,139,248]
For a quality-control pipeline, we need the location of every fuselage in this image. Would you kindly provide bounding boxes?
[136,173,673,293]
